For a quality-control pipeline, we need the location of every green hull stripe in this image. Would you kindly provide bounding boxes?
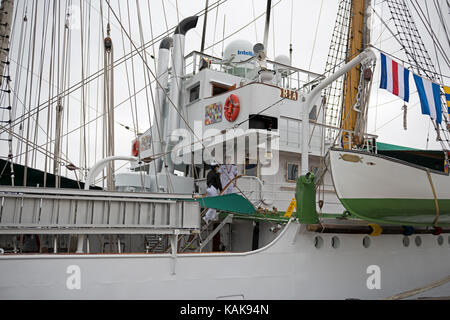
[339,198,450,227]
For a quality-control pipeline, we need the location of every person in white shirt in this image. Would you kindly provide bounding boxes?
[218,160,238,195]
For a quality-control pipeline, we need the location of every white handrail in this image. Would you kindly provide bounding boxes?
[237,175,273,206]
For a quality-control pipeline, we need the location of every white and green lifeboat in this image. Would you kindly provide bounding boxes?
[329,146,450,227]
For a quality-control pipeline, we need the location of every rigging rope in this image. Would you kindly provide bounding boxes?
[1,0,229,136]
[425,168,440,228]
[383,275,450,300]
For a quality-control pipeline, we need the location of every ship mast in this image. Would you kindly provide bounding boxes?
[0,0,13,87]
[340,0,372,149]
[104,24,115,190]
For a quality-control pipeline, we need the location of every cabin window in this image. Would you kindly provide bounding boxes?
[286,162,299,182]
[249,114,278,130]
[310,166,319,176]
[211,82,234,97]
[244,158,258,177]
[189,83,200,103]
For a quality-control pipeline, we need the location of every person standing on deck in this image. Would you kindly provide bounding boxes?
[204,161,222,224]
[218,159,238,194]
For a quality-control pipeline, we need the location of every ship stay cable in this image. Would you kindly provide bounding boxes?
[115,0,142,190]
[2,18,384,189]
[0,1,82,184]
[432,0,450,47]
[106,0,286,240]
[406,0,450,147]
[102,0,253,202]
[410,0,450,68]
[0,1,442,188]
[134,0,157,192]
[79,0,89,179]
[42,0,55,187]
[0,0,229,183]
[62,0,74,178]
[22,0,39,187]
[12,4,30,165]
[0,0,229,136]
[101,0,288,204]
[371,3,450,150]
[1,0,260,159]
[424,1,445,86]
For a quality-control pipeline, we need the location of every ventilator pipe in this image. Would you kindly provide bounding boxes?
[300,48,376,176]
[165,16,199,173]
[84,156,139,190]
[77,156,138,253]
[151,37,173,175]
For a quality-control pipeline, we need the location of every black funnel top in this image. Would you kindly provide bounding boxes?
[174,16,199,36]
[159,37,173,50]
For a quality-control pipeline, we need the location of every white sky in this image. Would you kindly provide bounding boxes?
[0,0,449,178]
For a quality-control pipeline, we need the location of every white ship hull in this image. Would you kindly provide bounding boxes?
[1,220,449,300]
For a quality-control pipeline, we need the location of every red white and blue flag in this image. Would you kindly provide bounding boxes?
[380,53,410,102]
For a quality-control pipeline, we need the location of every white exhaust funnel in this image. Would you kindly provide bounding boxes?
[151,37,172,175]
[165,16,199,173]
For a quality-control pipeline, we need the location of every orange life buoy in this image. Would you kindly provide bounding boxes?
[224,94,240,122]
[132,140,140,157]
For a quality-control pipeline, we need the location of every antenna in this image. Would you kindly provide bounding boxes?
[200,0,209,53]
[253,43,266,60]
[263,0,272,51]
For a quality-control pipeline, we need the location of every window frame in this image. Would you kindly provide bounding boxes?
[187,82,201,104]
[286,162,300,182]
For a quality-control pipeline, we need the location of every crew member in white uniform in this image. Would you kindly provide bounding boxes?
[203,161,222,224]
[218,162,238,194]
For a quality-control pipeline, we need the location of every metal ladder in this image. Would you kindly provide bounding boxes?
[0,187,200,235]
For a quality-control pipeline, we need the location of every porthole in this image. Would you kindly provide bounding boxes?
[331,236,340,249]
[403,236,410,247]
[415,236,422,247]
[363,236,371,248]
[314,236,323,249]
[437,235,444,246]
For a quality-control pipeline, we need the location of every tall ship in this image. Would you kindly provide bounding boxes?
[0,0,449,299]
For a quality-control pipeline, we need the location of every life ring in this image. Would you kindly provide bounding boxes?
[224,94,240,122]
[132,140,140,157]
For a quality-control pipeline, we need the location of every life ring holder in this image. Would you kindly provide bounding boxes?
[132,140,140,157]
[224,94,240,122]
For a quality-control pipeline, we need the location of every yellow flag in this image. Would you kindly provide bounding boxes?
[284,198,297,218]
[444,86,450,110]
